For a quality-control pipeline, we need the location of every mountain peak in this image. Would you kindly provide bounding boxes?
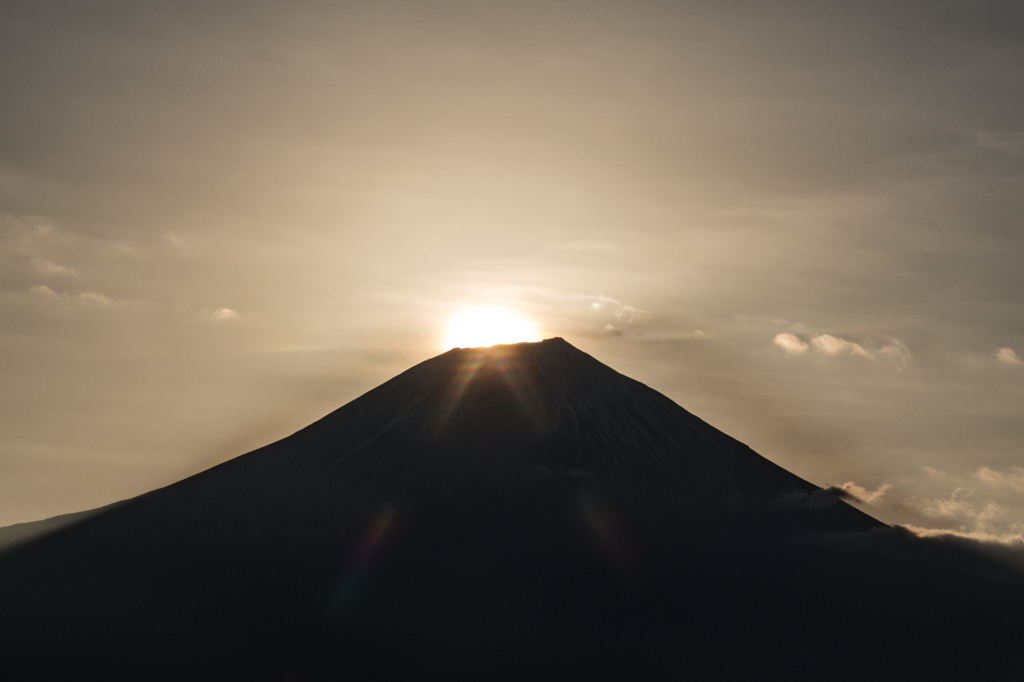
[268,337,825,505]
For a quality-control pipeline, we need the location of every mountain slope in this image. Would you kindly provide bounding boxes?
[0,339,1021,680]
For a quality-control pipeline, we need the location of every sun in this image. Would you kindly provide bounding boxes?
[441,306,542,350]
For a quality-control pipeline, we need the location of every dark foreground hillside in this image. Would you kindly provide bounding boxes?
[1,339,1022,680]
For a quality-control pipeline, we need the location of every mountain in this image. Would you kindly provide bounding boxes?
[1,338,1022,680]
[0,503,119,552]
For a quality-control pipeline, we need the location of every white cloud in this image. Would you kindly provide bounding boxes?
[29,257,76,276]
[920,487,980,520]
[878,338,911,366]
[976,467,1024,494]
[77,292,111,306]
[576,294,648,324]
[836,481,892,504]
[773,332,809,354]
[901,525,1024,545]
[897,472,1024,546]
[810,334,871,358]
[28,286,111,306]
[203,307,239,321]
[774,331,909,364]
[29,285,58,298]
[910,487,1024,540]
[996,347,1022,365]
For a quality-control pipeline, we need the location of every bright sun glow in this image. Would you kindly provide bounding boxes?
[442,306,542,350]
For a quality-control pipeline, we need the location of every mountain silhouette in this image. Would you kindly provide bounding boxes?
[1,338,1022,680]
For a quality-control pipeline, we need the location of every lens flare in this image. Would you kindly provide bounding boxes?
[334,505,398,609]
[441,306,542,350]
[434,346,539,432]
[578,490,634,575]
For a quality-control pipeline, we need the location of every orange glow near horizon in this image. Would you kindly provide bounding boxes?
[441,306,542,350]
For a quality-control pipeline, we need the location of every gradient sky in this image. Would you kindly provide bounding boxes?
[1,0,1022,540]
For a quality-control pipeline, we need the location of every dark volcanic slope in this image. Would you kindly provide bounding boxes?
[298,337,830,486]
[1,339,1022,680]
[225,337,867,501]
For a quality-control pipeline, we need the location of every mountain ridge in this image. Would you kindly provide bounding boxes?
[236,337,843,492]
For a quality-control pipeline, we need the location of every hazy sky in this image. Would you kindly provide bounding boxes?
[1,0,1022,539]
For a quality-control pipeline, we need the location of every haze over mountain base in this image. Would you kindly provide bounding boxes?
[1,339,1021,679]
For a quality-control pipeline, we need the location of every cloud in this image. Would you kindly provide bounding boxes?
[775,486,853,509]
[996,347,1022,365]
[203,307,239,321]
[78,292,112,306]
[976,467,1024,494]
[576,294,648,324]
[920,487,981,520]
[29,285,58,299]
[976,130,1024,156]
[774,331,910,364]
[636,329,710,341]
[773,332,809,354]
[835,481,892,504]
[905,486,1024,542]
[28,286,111,306]
[810,334,871,358]
[893,470,1024,547]
[878,339,911,366]
[901,525,1024,545]
[807,527,1024,580]
[29,258,76,276]
[162,233,187,247]
[779,481,891,510]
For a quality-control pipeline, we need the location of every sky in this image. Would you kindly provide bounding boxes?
[1,0,1022,540]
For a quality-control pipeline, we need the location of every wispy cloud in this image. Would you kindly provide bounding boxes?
[29,285,58,299]
[889,467,1024,546]
[30,257,76,276]
[77,292,112,306]
[29,285,112,306]
[835,481,892,504]
[576,293,648,324]
[811,333,871,358]
[162,233,188,248]
[903,486,1024,544]
[901,525,1024,545]
[877,339,911,367]
[996,348,1023,365]
[976,129,1024,156]
[920,487,981,520]
[977,467,1024,494]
